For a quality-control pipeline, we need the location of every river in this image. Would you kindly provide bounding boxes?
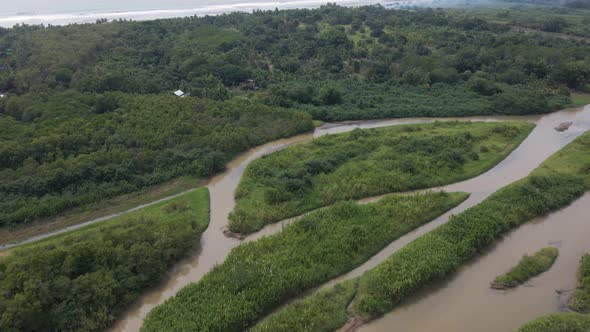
[108,104,590,331]
[354,108,590,332]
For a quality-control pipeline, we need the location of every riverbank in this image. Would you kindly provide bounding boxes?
[245,109,590,332]
[0,176,200,249]
[0,0,380,27]
[1,105,587,332]
[0,188,211,331]
[117,105,588,331]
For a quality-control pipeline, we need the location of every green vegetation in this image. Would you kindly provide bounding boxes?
[518,251,590,331]
[569,254,590,313]
[571,93,590,107]
[252,279,358,332]
[1,2,589,229]
[0,92,312,228]
[1,3,589,118]
[230,121,533,234]
[491,247,558,289]
[0,176,199,246]
[459,2,590,37]
[351,130,590,321]
[518,313,590,332]
[142,191,468,331]
[0,188,210,331]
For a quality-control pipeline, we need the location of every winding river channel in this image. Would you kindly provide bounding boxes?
[10,105,585,331]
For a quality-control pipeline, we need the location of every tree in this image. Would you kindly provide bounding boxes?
[318,84,343,105]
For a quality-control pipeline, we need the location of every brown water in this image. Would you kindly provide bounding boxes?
[108,106,589,331]
[348,106,590,332]
[359,193,590,332]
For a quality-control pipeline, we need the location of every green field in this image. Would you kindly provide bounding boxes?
[230,121,534,234]
[0,188,210,332]
[491,247,558,289]
[142,191,467,331]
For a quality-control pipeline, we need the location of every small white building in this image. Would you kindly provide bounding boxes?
[173,90,186,97]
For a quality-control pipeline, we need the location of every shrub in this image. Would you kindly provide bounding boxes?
[351,131,590,321]
[251,279,358,332]
[569,254,590,313]
[518,313,590,332]
[230,122,533,234]
[142,192,467,331]
[0,188,210,332]
[491,247,558,289]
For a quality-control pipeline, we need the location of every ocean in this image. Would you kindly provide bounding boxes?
[0,0,414,28]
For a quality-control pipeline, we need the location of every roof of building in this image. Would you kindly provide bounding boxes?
[174,90,185,97]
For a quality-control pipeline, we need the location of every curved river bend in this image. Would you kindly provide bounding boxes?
[108,106,590,332]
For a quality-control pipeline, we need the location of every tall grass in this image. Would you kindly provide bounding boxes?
[352,130,590,320]
[251,279,358,332]
[491,247,559,289]
[142,192,467,331]
[518,313,590,332]
[231,121,534,234]
[570,254,590,313]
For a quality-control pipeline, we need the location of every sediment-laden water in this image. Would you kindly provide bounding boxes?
[109,105,590,331]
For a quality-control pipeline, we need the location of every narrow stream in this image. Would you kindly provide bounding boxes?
[102,105,588,331]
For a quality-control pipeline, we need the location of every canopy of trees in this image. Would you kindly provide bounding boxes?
[0,188,210,331]
[0,92,312,227]
[0,4,588,118]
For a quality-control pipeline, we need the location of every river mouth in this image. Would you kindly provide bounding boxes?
[109,106,590,332]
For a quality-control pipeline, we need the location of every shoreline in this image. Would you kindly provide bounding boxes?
[0,0,382,28]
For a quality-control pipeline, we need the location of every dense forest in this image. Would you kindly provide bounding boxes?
[0,4,588,118]
[0,188,210,331]
[0,92,311,227]
[0,3,588,227]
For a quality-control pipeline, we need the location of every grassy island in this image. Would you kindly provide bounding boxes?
[491,247,559,289]
[252,279,358,332]
[230,121,534,234]
[142,191,467,331]
[353,130,590,320]
[249,130,590,330]
[518,252,590,331]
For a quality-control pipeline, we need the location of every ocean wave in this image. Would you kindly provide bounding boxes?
[0,0,387,27]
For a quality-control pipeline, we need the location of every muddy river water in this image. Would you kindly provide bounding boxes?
[104,105,590,331]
